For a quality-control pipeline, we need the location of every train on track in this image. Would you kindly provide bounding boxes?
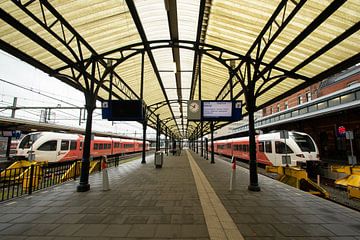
[211,131,320,167]
[14,132,149,162]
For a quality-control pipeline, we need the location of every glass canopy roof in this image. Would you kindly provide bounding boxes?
[0,0,359,139]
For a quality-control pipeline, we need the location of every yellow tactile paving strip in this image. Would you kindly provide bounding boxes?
[186,151,244,240]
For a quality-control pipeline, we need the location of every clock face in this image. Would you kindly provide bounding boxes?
[189,102,200,113]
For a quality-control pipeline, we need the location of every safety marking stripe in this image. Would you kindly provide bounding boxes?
[186,150,244,240]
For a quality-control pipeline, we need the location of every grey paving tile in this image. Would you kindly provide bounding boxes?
[0,214,22,222]
[77,214,107,224]
[0,223,12,231]
[8,213,41,223]
[147,215,171,224]
[99,224,131,237]
[48,224,84,236]
[55,214,86,224]
[323,224,360,236]
[123,215,149,224]
[0,236,27,240]
[23,223,59,235]
[0,223,36,235]
[72,224,107,237]
[127,224,157,238]
[155,224,181,238]
[180,224,209,238]
[33,213,65,223]
[24,237,54,240]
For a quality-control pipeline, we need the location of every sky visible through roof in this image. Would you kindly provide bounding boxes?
[0,50,157,139]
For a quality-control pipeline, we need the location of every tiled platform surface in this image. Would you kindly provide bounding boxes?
[0,150,359,240]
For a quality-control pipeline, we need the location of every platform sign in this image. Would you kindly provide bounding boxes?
[200,100,242,122]
[102,100,145,121]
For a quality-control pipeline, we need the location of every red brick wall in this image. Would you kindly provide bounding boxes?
[262,71,360,116]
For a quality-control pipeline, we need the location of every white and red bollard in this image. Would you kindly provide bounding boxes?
[229,156,236,192]
[102,157,110,191]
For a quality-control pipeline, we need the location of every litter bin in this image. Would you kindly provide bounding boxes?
[154,151,164,168]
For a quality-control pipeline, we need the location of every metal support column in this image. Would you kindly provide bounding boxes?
[246,61,260,192]
[6,97,17,159]
[156,114,160,151]
[141,112,147,164]
[77,95,95,192]
[165,128,168,155]
[210,122,215,164]
[205,138,208,160]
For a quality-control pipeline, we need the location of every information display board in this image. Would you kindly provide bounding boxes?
[102,100,145,121]
[203,101,232,118]
[187,100,242,122]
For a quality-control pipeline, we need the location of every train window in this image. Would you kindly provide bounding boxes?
[94,143,98,150]
[259,142,264,152]
[290,133,315,152]
[99,144,103,150]
[80,141,83,150]
[265,141,272,153]
[108,144,111,149]
[19,133,41,149]
[61,141,69,150]
[275,141,294,154]
[38,140,57,151]
[70,141,77,150]
[227,143,231,149]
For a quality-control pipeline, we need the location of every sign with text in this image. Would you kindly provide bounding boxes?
[187,100,242,122]
[102,100,145,121]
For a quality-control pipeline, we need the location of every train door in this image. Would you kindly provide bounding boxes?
[263,140,277,165]
[36,140,58,162]
[56,140,70,161]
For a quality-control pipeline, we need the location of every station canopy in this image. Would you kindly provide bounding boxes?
[0,0,359,139]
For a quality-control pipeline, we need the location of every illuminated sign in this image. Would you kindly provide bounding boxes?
[187,100,242,122]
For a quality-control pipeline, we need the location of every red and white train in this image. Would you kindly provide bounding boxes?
[15,132,149,162]
[211,131,319,167]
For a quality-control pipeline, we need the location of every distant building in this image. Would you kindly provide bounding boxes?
[263,65,360,116]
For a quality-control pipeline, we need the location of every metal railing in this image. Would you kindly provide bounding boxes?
[0,151,148,202]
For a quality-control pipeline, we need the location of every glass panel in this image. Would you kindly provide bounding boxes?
[292,110,299,116]
[265,141,272,153]
[317,102,327,110]
[290,133,316,152]
[61,141,69,151]
[308,105,317,112]
[299,108,308,114]
[70,141,77,150]
[340,93,355,104]
[275,141,294,154]
[38,140,57,151]
[328,97,340,107]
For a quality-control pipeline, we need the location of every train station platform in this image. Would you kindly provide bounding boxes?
[0,150,359,240]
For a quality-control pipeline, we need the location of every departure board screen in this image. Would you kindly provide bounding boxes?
[203,101,232,118]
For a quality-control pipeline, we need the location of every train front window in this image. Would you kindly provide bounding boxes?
[38,140,57,151]
[275,141,294,154]
[291,133,315,152]
[19,133,41,149]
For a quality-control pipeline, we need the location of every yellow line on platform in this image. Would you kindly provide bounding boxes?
[186,150,244,240]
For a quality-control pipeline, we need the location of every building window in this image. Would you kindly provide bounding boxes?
[277,104,280,112]
[270,107,273,114]
[284,101,288,110]
[306,92,312,102]
[298,95,303,105]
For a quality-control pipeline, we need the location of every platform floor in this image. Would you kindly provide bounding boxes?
[0,150,359,240]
